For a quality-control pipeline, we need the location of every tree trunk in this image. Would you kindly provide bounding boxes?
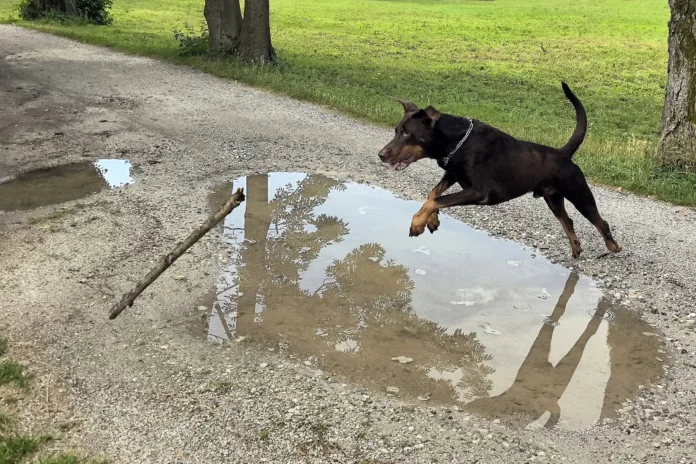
[204,0,242,54]
[658,0,696,170]
[221,0,243,53]
[204,0,223,53]
[238,0,276,63]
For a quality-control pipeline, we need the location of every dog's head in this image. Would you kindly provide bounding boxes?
[378,100,441,171]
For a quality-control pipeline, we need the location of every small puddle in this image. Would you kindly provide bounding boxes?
[202,172,665,429]
[0,159,133,212]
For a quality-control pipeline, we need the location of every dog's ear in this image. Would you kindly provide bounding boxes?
[414,109,433,127]
[424,106,441,125]
[393,99,419,114]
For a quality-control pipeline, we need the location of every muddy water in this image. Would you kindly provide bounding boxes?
[0,159,132,211]
[205,172,664,430]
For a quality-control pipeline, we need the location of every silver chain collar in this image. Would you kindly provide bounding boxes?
[441,118,474,166]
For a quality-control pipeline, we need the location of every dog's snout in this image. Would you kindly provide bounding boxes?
[378,149,390,161]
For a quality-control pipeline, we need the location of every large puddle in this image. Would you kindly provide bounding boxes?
[203,172,665,429]
[0,159,132,212]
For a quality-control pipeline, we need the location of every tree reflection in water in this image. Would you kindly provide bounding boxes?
[206,173,664,427]
[211,173,494,403]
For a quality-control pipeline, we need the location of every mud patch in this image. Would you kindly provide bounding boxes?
[203,172,665,430]
[0,159,132,212]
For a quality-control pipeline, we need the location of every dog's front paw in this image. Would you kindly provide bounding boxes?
[426,212,440,234]
[409,219,427,237]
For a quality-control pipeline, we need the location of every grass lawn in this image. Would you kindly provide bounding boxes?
[1,0,694,204]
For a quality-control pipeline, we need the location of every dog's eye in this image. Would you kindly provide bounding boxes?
[402,130,410,138]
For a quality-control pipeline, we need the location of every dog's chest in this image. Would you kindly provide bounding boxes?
[439,161,473,189]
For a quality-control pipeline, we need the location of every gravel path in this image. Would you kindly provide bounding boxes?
[1,25,695,463]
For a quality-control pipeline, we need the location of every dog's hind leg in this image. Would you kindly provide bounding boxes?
[559,165,622,254]
[543,192,583,258]
[425,172,456,233]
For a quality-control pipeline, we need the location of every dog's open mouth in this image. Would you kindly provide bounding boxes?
[384,156,415,171]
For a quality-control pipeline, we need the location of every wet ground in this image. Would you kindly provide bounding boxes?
[202,172,665,430]
[0,159,132,212]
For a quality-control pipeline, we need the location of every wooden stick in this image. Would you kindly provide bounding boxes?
[108,187,245,320]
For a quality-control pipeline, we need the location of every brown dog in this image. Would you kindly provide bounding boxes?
[378,82,621,258]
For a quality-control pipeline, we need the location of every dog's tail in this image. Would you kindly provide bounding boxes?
[558,82,587,158]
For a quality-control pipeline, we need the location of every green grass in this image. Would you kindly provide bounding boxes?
[0,414,16,439]
[39,453,80,464]
[0,434,99,464]
[0,337,38,464]
[0,363,27,389]
[0,434,87,464]
[0,435,42,464]
[1,0,695,204]
[40,455,111,464]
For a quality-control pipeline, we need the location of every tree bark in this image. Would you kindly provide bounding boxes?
[204,0,242,54]
[221,0,243,53]
[204,0,223,52]
[658,0,696,170]
[238,0,276,63]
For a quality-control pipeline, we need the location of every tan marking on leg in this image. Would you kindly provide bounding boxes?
[559,218,583,258]
[426,212,440,233]
[410,199,438,237]
[544,193,583,258]
[591,216,622,253]
[424,175,454,234]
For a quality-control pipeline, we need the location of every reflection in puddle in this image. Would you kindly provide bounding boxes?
[204,172,664,430]
[93,159,133,188]
[0,159,133,212]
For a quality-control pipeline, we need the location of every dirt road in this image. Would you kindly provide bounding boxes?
[1,25,695,463]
